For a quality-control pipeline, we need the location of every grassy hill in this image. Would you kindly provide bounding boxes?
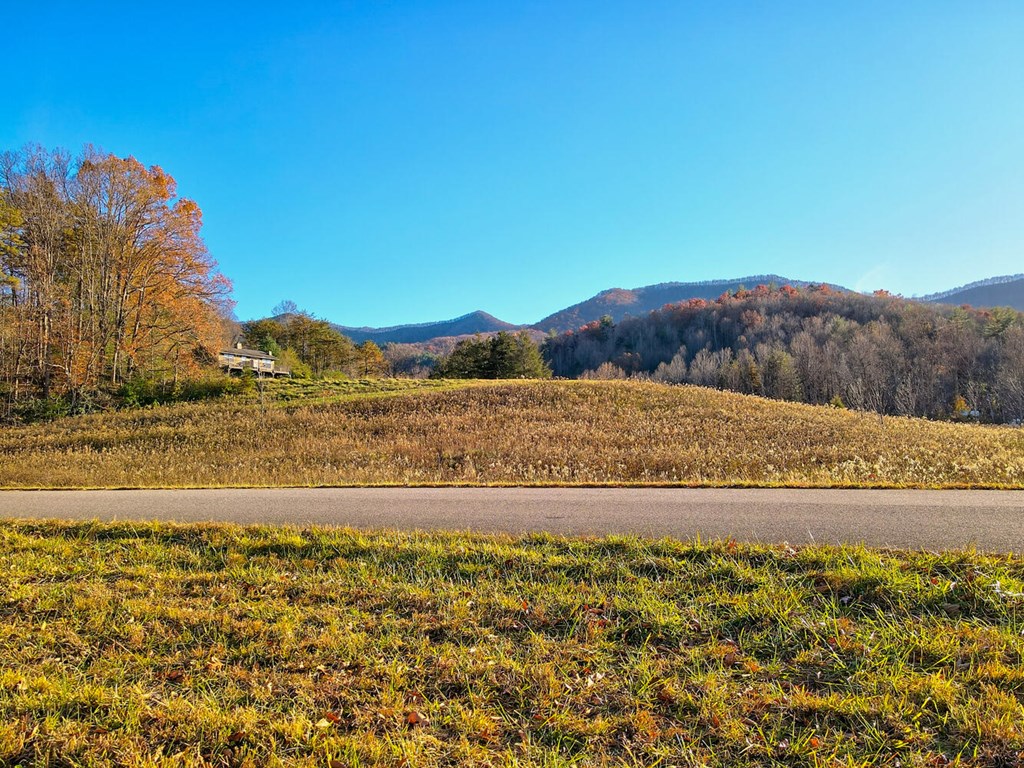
[1,379,1022,489]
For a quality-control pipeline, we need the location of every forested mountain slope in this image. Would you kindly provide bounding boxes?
[531,276,848,333]
[541,284,1024,422]
[923,275,1024,311]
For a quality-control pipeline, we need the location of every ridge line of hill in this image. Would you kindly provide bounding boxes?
[333,309,522,345]
[337,310,516,335]
[919,274,1024,302]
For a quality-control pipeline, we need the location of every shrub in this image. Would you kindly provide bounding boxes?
[580,362,627,380]
[119,373,251,407]
[16,396,72,422]
[121,376,160,407]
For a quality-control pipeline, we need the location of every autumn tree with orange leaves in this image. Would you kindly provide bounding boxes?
[0,145,232,416]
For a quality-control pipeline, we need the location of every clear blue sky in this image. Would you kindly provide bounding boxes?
[5,2,1023,326]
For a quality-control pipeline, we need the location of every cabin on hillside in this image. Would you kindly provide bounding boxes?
[219,340,291,377]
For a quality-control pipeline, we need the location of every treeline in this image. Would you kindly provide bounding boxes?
[1,145,231,417]
[542,284,1024,422]
[241,316,552,381]
[242,310,388,378]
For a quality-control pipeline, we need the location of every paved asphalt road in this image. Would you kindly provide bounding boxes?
[0,487,1021,552]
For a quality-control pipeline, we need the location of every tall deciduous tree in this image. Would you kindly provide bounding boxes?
[356,341,389,377]
[0,145,232,414]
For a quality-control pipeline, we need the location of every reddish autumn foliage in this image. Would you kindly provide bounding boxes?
[1,146,232,413]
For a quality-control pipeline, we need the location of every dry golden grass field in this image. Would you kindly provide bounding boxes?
[0,521,1022,767]
[1,379,1023,489]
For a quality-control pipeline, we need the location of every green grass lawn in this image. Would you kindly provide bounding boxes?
[0,521,1021,767]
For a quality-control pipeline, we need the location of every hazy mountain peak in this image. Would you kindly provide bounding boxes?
[334,309,522,345]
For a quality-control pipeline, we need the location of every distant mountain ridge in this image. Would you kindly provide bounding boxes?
[294,273,1024,347]
[530,275,846,333]
[323,275,845,345]
[921,275,1024,311]
[334,310,521,345]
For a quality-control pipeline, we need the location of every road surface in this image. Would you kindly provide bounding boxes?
[0,488,1021,552]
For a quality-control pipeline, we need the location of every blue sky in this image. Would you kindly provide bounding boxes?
[5,2,1023,325]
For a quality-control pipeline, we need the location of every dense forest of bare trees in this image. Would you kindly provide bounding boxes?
[0,146,231,417]
[542,285,1024,422]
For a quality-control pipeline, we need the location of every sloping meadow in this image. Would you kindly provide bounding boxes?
[1,380,1022,488]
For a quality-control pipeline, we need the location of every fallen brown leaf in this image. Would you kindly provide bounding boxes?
[406,710,429,726]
